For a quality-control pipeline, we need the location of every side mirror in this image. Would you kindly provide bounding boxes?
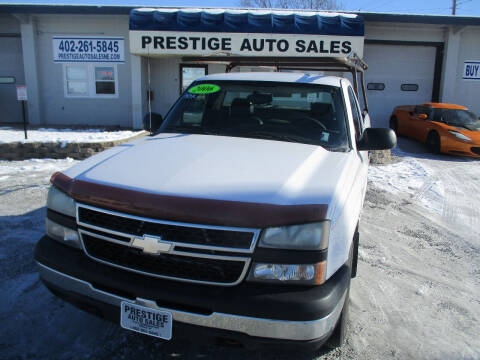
[357,128,397,151]
[143,112,163,133]
[418,113,428,120]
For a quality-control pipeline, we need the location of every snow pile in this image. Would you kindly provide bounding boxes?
[368,157,444,215]
[0,158,77,182]
[0,126,144,144]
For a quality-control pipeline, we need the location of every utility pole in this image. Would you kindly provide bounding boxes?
[452,0,456,15]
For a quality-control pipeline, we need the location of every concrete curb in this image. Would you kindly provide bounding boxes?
[0,131,147,161]
[369,149,394,165]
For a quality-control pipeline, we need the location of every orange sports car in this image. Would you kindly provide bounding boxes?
[390,103,480,158]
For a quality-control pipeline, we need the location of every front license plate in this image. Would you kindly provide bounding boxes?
[120,301,172,340]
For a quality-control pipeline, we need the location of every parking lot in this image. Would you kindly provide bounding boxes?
[1,138,479,360]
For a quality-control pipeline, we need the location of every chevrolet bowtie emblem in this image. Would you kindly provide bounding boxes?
[131,234,172,255]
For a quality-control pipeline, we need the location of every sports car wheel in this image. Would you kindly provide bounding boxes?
[389,117,398,135]
[426,131,441,154]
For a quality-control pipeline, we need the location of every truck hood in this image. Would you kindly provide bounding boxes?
[64,133,350,207]
[59,134,359,227]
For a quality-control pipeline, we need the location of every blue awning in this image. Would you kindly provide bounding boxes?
[129,8,364,37]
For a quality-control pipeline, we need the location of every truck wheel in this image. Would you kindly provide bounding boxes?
[325,243,353,349]
[389,116,398,135]
[351,229,359,279]
[426,131,441,154]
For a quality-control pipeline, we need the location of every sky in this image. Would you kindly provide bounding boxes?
[2,0,480,16]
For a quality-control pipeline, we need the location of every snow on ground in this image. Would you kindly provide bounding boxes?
[0,126,143,145]
[369,140,480,239]
[0,158,76,177]
[368,154,445,215]
[0,158,77,216]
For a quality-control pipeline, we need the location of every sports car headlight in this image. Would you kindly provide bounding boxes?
[448,131,471,142]
[258,221,329,250]
[46,186,76,217]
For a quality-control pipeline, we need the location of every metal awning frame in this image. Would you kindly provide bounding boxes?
[180,54,369,112]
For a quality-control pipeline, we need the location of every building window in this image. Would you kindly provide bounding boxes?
[95,67,116,94]
[401,84,419,92]
[414,105,432,118]
[66,66,88,96]
[180,64,208,94]
[367,82,385,91]
[64,64,118,98]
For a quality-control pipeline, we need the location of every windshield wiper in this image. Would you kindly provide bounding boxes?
[163,125,216,135]
[244,131,349,151]
[236,131,310,144]
[327,145,349,152]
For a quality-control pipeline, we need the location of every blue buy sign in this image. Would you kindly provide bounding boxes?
[463,61,480,80]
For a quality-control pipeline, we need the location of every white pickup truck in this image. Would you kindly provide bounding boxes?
[35,71,396,352]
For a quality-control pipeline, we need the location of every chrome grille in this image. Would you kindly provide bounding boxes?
[78,205,257,251]
[82,234,246,284]
[76,204,260,286]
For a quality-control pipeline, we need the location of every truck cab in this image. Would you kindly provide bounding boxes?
[35,71,395,352]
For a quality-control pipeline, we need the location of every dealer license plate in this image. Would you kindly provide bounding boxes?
[120,301,172,340]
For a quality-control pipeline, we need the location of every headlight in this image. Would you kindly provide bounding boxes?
[46,218,81,249]
[47,186,76,217]
[448,131,471,142]
[258,221,329,250]
[248,262,326,285]
[46,186,80,248]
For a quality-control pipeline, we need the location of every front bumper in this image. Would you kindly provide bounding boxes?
[35,236,349,349]
[441,138,480,158]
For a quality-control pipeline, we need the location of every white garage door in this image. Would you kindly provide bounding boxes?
[0,37,25,123]
[363,43,437,128]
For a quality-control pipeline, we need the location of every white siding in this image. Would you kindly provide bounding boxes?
[148,57,181,117]
[0,14,20,34]
[365,22,444,43]
[34,14,133,127]
[450,27,480,115]
[2,10,480,128]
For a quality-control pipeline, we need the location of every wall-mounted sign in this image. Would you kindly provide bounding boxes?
[463,61,480,80]
[129,31,364,58]
[16,85,27,101]
[53,36,125,63]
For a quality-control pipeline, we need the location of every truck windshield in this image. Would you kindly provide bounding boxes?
[161,80,349,151]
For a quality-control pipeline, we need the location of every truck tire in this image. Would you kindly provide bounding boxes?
[325,243,353,349]
[351,228,359,279]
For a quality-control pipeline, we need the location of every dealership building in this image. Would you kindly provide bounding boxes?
[1,4,480,130]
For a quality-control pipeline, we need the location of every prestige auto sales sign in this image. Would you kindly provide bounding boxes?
[129,31,364,58]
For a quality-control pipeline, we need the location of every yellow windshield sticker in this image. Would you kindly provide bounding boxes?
[188,84,220,94]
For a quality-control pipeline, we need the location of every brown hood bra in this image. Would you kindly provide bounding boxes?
[51,171,328,228]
